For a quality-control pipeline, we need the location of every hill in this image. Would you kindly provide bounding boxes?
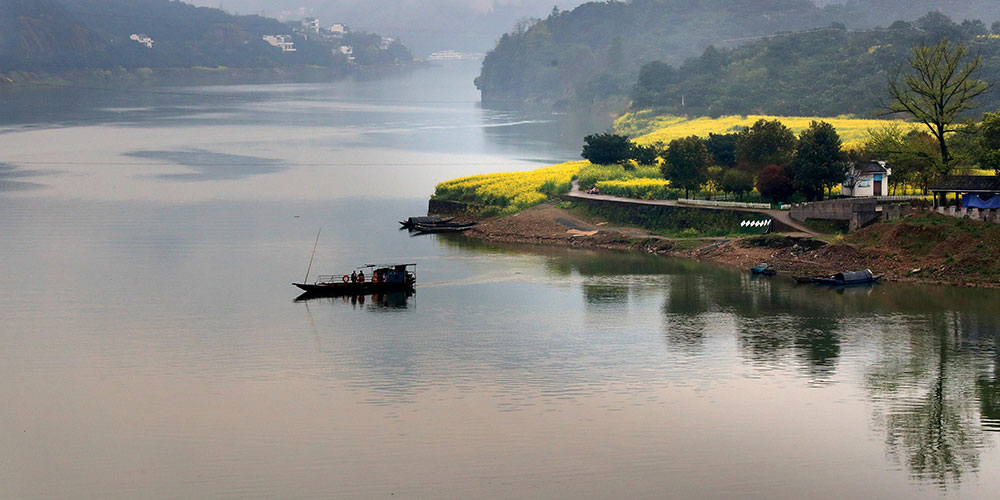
[0,0,411,77]
[475,0,1000,109]
[629,12,1000,117]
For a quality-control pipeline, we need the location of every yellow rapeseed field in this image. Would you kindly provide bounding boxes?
[615,111,911,150]
[594,178,677,200]
[433,160,587,215]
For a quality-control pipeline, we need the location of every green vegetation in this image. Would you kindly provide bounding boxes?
[478,1,1000,110]
[631,13,1000,117]
[575,199,764,238]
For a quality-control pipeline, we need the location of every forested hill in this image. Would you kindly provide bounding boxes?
[475,0,837,107]
[0,0,411,75]
[475,0,1000,108]
[630,12,1000,117]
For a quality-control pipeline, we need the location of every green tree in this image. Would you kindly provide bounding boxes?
[893,131,944,194]
[976,111,1000,174]
[720,168,754,200]
[581,133,632,165]
[629,143,661,166]
[735,119,797,174]
[790,121,847,200]
[887,39,989,165]
[662,135,711,198]
[704,132,740,168]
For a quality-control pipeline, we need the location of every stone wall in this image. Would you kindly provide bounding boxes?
[933,206,1000,223]
[790,198,878,231]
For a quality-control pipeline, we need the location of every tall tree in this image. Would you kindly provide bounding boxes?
[581,133,632,165]
[790,121,847,200]
[976,111,1000,174]
[735,119,797,174]
[662,136,711,198]
[886,39,989,165]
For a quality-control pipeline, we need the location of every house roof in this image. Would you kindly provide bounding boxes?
[929,175,1000,193]
[858,161,888,174]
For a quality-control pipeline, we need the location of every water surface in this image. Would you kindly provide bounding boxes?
[2,63,999,499]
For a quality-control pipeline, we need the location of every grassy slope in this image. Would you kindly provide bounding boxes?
[846,213,1000,284]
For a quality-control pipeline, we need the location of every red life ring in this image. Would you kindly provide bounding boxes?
[342,275,349,283]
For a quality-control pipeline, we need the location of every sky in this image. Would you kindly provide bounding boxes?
[188,0,586,54]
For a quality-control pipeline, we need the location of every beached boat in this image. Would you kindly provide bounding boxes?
[411,221,476,233]
[750,263,777,276]
[812,269,882,286]
[294,263,416,296]
[399,215,454,229]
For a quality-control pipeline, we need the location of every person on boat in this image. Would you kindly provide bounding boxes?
[351,271,357,283]
[358,270,365,283]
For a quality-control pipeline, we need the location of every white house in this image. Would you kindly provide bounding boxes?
[329,23,349,35]
[380,36,395,50]
[301,18,320,33]
[337,45,355,62]
[262,35,296,52]
[129,33,153,48]
[842,160,891,197]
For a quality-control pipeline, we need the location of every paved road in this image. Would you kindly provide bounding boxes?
[565,181,822,236]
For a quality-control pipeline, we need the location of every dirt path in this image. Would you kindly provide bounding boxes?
[565,180,822,236]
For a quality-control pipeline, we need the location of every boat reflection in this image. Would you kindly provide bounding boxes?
[295,290,414,309]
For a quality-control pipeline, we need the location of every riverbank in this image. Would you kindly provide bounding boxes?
[0,62,426,91]
[461,201,1000,288]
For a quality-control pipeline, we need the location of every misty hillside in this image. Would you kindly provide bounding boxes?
[0,0,409,74]
[630,12,1000,117]
[476,0,1000,108]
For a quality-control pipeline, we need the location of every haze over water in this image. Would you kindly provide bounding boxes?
[2,63,1000,499]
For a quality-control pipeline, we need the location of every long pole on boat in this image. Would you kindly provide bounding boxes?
[304,226,321,283]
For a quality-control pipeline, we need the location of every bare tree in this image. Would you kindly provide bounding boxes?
[886,39,989,165]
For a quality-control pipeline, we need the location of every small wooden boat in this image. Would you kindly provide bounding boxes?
[750,263,777,276]
[294,263,416,296]
[812,269,882,286]
[399,216,454,229]
[792,275,815,284]
[411,221,476,233]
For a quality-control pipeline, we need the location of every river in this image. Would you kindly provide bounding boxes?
[2,62,999,499]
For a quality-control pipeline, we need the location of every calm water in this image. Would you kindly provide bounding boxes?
[2,63,1000,499]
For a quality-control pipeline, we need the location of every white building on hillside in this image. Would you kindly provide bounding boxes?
[842,160,891,197]
[302,18,320,33]
[329,23,349,35]
[262,35,296,52]
[129,34,153,48]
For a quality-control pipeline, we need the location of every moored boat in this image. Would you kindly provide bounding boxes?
[750,263,777,276]
[812,269,882,286]
[399,216,454,229]
[294,263,416,296]
[411,221,476,233]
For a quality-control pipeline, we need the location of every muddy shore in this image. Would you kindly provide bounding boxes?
[459,202,1000,288]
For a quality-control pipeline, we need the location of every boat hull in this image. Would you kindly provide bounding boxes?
[812,276,882,286]
[292,281,414,296]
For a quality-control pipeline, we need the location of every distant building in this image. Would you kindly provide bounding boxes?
[337,45,355,62]
[329,23,349,35]
[302,18,320,33]
[129,33,153,49]
[842,161,890,197]
[262,35,296,52]
[379,36,395,50]
[930,176,1000,209]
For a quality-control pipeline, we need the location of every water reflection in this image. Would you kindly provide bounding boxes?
[0,162,45,191]
[295,291,414,310]
[126,149,285,181]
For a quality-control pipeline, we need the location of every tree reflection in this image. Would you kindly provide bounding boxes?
[866,312,992,486]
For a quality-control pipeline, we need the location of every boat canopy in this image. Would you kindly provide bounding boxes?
[833,269,873,282]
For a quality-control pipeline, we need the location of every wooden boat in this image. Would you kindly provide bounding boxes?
[792,275,815,284]
[399,216,454,229]
[750,263,777,276]
[812,269,882,286]
[411,221,476,233]
[294,263,416,296]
